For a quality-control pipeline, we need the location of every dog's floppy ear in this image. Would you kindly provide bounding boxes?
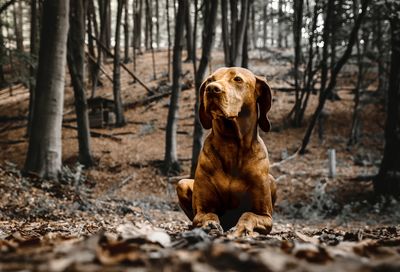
[199,78,212,129]
[256,75,272,132]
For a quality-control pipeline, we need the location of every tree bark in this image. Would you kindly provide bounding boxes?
[27,0,39,137]
[67,0,94,167]
[373,10,400,195]
[221,0,230,66]
[277,0,283,48]
[123,0,130,63]
[166,0,171,81]
[12,1,23,52]
[24,0,70,179]
[113,0,126,126]
[184,0,193,61]
[155,0,160,48]
[190,0,218,177]
[164,0,187,174]
[292,0,304,126]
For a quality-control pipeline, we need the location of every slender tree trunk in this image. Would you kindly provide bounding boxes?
[192,0,198,74]
[99,0,110,60]
[270,2,274,46]
[124,0,130,63]
[12,1,23,52]
[155,0,160,48]
[373,11,400,195]
[297,2,318,125]
[0,19,5,87]
[184,0,193,61]
[299,0,370,154]
[232,0,249,66]
[27,0,38,137]
[250,1,256,49]
[292,0,304,126]
[277,0,283,48]
[113,0,126,126]
[67,0,94,167]
[229,0,238,65]
[166,0,171,81]
[263,1,268,48]
[148,0,157,79]
[221,0,230,66]
[87,0,102,97]
[319,0,334,99]
[376,19,386,94]
[133,0,143,51]
[144,0,151,50]
[24,0,70,179]
[164,0,187,174]
[105,0,111,51]
[190,0,218,177]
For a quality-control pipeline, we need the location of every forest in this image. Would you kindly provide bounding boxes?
[0,0,399,271]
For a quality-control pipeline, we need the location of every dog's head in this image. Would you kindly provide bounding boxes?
[199,67,272,132]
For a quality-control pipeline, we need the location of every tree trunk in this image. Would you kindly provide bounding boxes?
[133,0,143,51]
[27,0,39,137]
[67,0,94,167]
[113,0,126,126]
[24,0,70,179]
[184,0,193,61]
[166,0,171,81]
[229,0,238,65]
[190,0,218,177]
[292,0,304,127]
[0,19,5,88]
[155,0,160,48]
[299,0,370,154]
[12,1,23,52]
[87,0,102,98]
[277,0,283,48]
[232,0,249,66]
[373,12,400,195]
[99,0,112,59]
[250,1,256,49]
[164,0,187,174]
[124,0,130,63]
[221,0,230,66]
[319,0,334,99]
[263,1,268,48]
[144,0,151,50]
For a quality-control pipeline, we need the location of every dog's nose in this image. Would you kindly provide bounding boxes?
[206,85,223,94]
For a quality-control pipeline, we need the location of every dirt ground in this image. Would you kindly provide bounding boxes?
[0,49,399,271]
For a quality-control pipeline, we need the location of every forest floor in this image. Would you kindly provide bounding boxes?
[0,49,399,271]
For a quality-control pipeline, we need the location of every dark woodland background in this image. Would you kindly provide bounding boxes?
[0,0,400,271]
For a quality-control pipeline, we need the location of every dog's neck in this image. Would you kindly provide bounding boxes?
[210,107,258,150]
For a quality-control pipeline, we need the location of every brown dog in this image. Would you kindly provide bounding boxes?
[176,67,276,237]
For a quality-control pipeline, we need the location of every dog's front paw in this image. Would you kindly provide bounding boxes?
[229,222,256,238]
[201,220,223,236]
[230,212,272,238]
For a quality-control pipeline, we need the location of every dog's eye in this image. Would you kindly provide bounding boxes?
[233,76,243,83]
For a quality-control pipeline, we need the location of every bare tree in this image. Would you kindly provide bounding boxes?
[27,0,39,137]
[124,0,130,63]
[190,0,219,177]
[24,0,70,179]
[113,0,126,126]
[164,0,187,173]
[67,0,94,167]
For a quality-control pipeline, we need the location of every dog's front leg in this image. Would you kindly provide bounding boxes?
[232,174,275,237]
[193,212,223,234]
